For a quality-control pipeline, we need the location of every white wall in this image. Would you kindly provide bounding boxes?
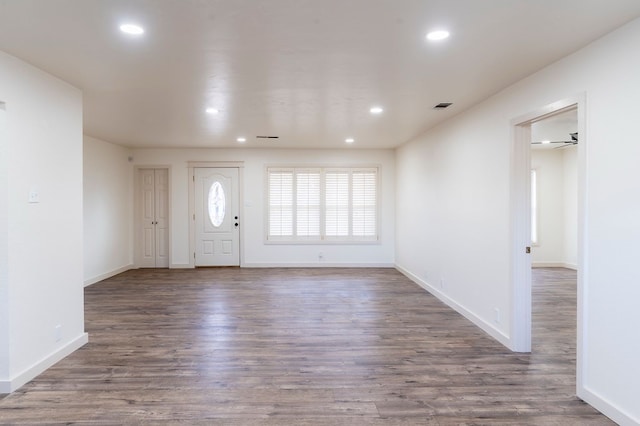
[0,104,8,381]
[0,51,87,392]
[131,148,395,267]
[531,148,577,268]
[83,135,133,285]
[395,109,512,342]
[396,18,640,425]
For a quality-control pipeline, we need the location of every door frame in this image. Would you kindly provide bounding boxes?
[134,165,172,268]
[509,94,587,390]
[188,161,244,268]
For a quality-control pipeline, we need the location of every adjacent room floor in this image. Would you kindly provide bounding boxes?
[0,267,612,424]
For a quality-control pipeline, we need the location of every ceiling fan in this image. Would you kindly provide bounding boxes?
[531,132,578,148]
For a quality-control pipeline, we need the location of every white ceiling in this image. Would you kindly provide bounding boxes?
[1,1,639,149]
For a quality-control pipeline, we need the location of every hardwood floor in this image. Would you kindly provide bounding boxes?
[0,267,612,425]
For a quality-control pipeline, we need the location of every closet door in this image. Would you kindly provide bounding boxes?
[138,168,169,267]
[154,169,169,267]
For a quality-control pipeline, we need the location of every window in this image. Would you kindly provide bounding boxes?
[267,167,379,242]
[531,169,538,245]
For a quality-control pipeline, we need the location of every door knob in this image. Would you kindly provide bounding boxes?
[235,223,239,227]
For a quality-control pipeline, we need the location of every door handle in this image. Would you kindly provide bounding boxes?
[235,222,239,227]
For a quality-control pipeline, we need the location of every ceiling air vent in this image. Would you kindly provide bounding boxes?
[433,102,453,109]
[256,135,279,139]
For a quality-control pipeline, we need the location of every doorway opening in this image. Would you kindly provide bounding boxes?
[529,107,579,394]
[510,95,586,393]
[530,107,578,270]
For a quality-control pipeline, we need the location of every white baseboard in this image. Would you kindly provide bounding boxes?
[578,385,638,426]
[84,264,133,287]
[532,262,577,270]
[242,262,395,268]
[0,332,88,393]
[395,264,511,350]
[170,263,194,269]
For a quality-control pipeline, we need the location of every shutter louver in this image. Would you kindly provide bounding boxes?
[268,170,293,237]
[352,171,377,237]
[325,172,349,236]
[296,171,321,237]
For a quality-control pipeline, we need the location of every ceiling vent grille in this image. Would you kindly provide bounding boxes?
[434,102,453,109]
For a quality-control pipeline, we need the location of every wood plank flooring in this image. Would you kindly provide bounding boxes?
[0,267,613,425]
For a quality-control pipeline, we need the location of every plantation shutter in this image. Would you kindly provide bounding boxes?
[267,166,378,241]
[352,169,377,237]
[296,170,321,237]
[325,171,350,237]
[268,169,293,237]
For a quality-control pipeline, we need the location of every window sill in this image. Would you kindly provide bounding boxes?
[264,239,380,245]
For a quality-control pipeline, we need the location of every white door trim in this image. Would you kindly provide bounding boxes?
[188,162,244,268]
[509,121,533,352]
[134,165,172,268]
[509,94,587,390]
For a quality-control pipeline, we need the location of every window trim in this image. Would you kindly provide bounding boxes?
[264,164,381,245]
[531,168,539,246]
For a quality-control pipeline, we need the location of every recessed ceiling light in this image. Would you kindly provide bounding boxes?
[345,138,355,144]
[541,140,551,144]
[119,24,144,35]
[426,30,449,41]
[236,137,246,143]
[205,108,219,115]
[369,106,384,115]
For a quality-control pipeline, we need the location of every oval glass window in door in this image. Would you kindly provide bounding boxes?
[208,181,226,227]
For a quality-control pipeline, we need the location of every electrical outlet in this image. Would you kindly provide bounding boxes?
[54,324,62,342]
[28,188,39,203]
[494,308,501,324]
[439,277,445,289]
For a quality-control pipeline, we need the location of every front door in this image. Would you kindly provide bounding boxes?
[194,168,240,266]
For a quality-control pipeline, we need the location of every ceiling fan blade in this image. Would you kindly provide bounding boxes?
[531,140,574,145]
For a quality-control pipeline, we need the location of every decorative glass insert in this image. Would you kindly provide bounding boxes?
[208,181,226,227]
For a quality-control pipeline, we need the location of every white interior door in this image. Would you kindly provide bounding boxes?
[195,168,239,266]
[154,169,169,267]
[138,168,169,268]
